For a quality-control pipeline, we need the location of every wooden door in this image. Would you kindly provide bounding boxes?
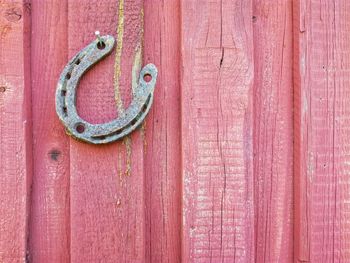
[1,0,349,262]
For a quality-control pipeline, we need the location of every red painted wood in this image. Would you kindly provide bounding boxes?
[29,1,70,262]
[252,1,293,262]
[143,1,182,262]
[181,1,255,262]
[3,0,350,261]
[294,0,350,262]
[67,1,147,262]
[0,1,32,262]
[293,2,306,261]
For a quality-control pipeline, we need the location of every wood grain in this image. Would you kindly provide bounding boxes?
[252,1,293,262]
[67,0,147,262]
[29,1,70,262]
[294,0,350,261]
[143,0,182,262]
[0,1,32,262]
[181,1,255,262]
[4,0,350,261]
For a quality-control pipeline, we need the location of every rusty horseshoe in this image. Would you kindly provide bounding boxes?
[55,33,158,144]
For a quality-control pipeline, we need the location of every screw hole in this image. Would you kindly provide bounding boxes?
[143,73,152,82]
[75,123,85,133]
[97,41,106,50]
[75,59,81,65]
[0,86,6,93]
[66,72,71,80]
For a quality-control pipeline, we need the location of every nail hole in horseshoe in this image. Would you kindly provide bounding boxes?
[61,90,66,96]
[97,41,106,50]
[142,104,148,113]
[93,128,122,139]
[75,123,85,133]
[116,129,122,135]
[63,107,67,114]
[66,72,71,80]
[110,129,122,136]
[143,73,152,82]
[75,58,81,65]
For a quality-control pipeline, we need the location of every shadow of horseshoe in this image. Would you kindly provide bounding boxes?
[55,34,158,144]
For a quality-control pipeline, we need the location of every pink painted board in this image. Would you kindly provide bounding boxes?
[294,0,350,262]
[67,0,147,262]
[252,1,294,262]
[181,0,255,262]
[143,0,182,262]
[0,1,32,262]
[29,0,70,262]
[3,0,350,261]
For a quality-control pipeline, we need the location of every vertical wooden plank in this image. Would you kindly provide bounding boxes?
[0,1,32,262]
[181,0,255,262]
[294,0,350,261]
[143,0,182,262]
[68,0,146,262]
[29,1,70,262]
[252,1,293,262]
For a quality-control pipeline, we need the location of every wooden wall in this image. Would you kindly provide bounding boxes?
[0,0,349,262]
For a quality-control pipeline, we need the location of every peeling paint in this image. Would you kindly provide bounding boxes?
[4,7,22,22]
[113,2,146,177]
[114,0,125,115]
[114,0,130,178]
[123,137,132,177]
[118,151,123,181]
[132,44,142,94]
[0,25,11,39]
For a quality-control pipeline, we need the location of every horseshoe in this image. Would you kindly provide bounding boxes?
[55,34,158,144]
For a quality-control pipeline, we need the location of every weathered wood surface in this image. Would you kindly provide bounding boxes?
[0,1,32,262]
[2,0,350,262]
[181,1,255,262]
[67,0,147,262]
[253,1,294,262]
[294,0,350,262]
[143,1,182,262]
[29,1,70,262]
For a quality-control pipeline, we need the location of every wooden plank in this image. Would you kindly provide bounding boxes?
[252,1,293,262]
[0,1,32,262]
[29,1,70,262]
[143,1,182,262]
[294,0,350,261]
[67,1,147,262]
[181,1,255,262]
